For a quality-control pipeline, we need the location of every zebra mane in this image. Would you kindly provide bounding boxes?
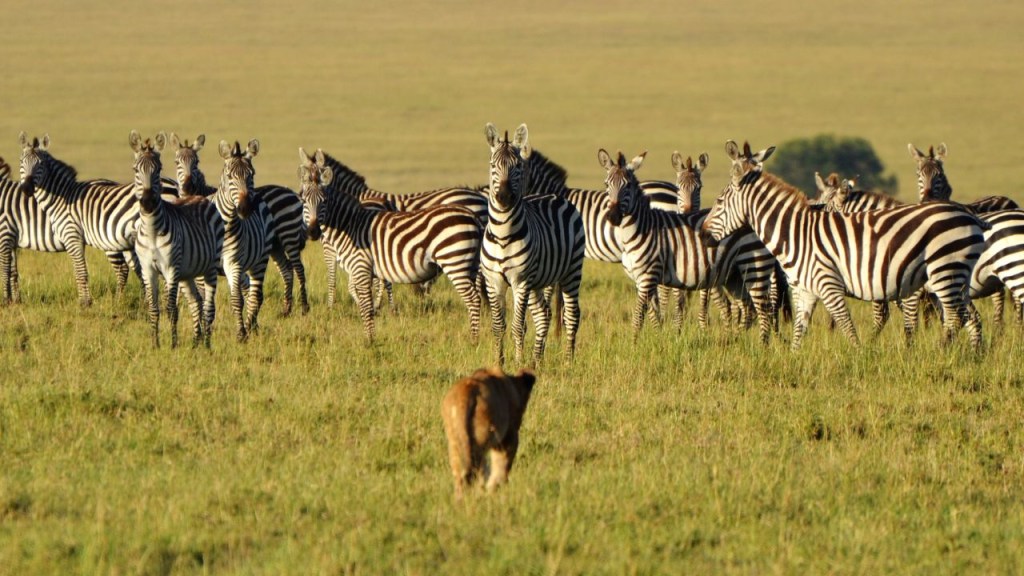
[0,157,10,180]
[526,149,569,194]
[169,195,208,207]
[752,171,811,206]
[40,150,80,182]
[317,151,370,195]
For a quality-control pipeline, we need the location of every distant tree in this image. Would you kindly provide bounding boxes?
[770,135,898,198]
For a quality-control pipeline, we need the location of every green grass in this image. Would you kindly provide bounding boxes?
[3,1,1024,573]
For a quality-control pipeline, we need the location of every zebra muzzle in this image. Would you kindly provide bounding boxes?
[699,227,720,247]
[606,206,622,226]
[307,222,322,241]
[17,179,35,196]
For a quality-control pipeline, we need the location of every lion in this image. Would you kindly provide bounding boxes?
[441,367,537,497]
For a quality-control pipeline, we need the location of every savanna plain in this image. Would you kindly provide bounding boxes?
[1,0,1024,574]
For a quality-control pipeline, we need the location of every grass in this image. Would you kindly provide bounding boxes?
[3,0,1024,573]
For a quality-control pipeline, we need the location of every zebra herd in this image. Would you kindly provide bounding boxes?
[1,125,1021,362]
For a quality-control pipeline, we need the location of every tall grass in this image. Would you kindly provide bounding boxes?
[2,0,1024,573]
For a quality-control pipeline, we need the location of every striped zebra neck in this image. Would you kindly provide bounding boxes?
[186,169,217,197]
[35,153,85,205]
[735,171,813,256]
[322,190,373,242]
[525,149,568,196]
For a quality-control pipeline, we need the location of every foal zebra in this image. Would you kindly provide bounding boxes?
[214,140,276,342]
[702,141,989,351]
[17,132,178,306]
[130,132,223,348]
[481,123,585,366]
[170,132,309,316]
[601,149,776,343]
[298,157,483,342]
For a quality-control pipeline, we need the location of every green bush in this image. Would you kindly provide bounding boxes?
[771,135,899,197]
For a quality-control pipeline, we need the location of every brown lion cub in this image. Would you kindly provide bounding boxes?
[441,367,537,496]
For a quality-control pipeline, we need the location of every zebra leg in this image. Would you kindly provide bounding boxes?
[226,268,247,342]
[560,282,581,364]
[181,279,205,348]
[10,250,20,304]
[295,258,309,316]
[871,301,890,335]
[528,288,551,367]
[1016,297,1023,325]
[165,277,180,349]
[965,301,983,352]
[697,289,710,331]
[271,250,294,317]
[671,288,685,331]
[631,286,653,342]
[790,286,819,351]
[143,274,161,348]
[899,292,920,344]
[352,264,377,342]
[511,287,531,365]
[820,288,858,346]
[449,269,482,344]
[66,237,92,307]
[992,290,1005,329]
[0,237,13,305]
[711,288,732,328]
[322,244,337,309]
[244,272,266,337]
[484,272,508,366]
[200,272,217,348]
[105,251,131,298]
[652,285,669,328]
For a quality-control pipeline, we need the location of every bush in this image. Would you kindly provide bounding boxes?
[770,135,898,197]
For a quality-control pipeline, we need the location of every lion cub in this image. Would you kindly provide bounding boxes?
[441,367,537,496]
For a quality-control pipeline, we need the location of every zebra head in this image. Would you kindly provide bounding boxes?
[297,147,333,241]
[600,149,647,226]
[17,132,52,197]
[814,172,854,211]
[170,132,207,197]
[725,140,775,180]
[129,130,166,212]
[485,123,531,210]
[218,139,259,219]
[671,151,709,213]
[908,143,950,202]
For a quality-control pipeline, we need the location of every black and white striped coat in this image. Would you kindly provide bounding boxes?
[702,141,989,351]
[480,123,585,366]
[601,150,776,343]
[909,143,1018,212]
[214,139,276,342]
[17,132,176,306]
[170,133,309,316]
[130,132,224,348]
[0,156,67,304]
[299,159,483,342]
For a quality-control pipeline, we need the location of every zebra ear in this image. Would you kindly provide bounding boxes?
[18,131,28,148]
[320,165,334,186]
[297,165,307,181]
[725,140,740,160]
[843,178,855,192]
[41,134,50,150]
[908,143,926,161]
[814,172,826,193]
[935,142,948,160]
[730,162,744,180]
[170,132,181,149]
[154,132,167,151]
[826,173,840,188]
[246,139,260,159]
[754,146,776,163]
[129,130,143,153]
[512,124,529,149]
[299,147,310,163]
[671,151,684,173]
[194,134,205,151]
[315,149,326,167]
[698,152,709,171]
[598,149,615,171]
[629,151,647,172]
[485,123,499,148]
[218,140,232,160]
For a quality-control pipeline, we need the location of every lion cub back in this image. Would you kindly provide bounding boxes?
[441,367,536,496]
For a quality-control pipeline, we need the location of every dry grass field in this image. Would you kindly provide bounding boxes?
[2,1,1024,574]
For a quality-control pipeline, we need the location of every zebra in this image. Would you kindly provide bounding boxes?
[817,172,1024,329]
[702,140,988,351]
[601,149,776,343]
[16,132,178,306]
[170,132,309,316]
[481,123,585,366]
[298,155,483,343]
[909,143,1019,212]
[129,131,224,348]
[214,139,276,342]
